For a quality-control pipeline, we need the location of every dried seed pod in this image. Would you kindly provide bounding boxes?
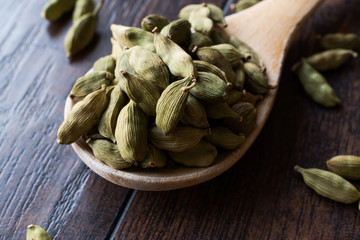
[189,71,230,103]
[98,85,127,142]
[141,14,169,32]
[156,76,195,134]
[188,7,213,36]
[181,94,209,128]
[232,0,260,12]
[110,24,155,52]
[93,55,116,74]
[161,19,191,45]
[189,32,213,51]
[149,125,209,152]
[295,166,360,204]
[223,102,257,136]
[207,3,227,26]
[41,0,76,21]
[243,62,270,94]
[169,140,217,167]
[178,4,205,20]
[126,46,169,90]
[239,90,263,105]
[226,89,245,105]
[209,24,229,44]
[115,101,148,163]
[111,37,123,59]
[234,61,246,90]
[58,85,107,144]
[26,224,52,240]
[318,33,360,50]
[139,143,167,168]
[153,28,197,78]
[115,50,137,93]
[292,49,358,72]
[205,126,245,150]
[327,155,360,180]
[121,70,160,116]
[72,0,94,21]
[229,34,264,68]
[295,59,341,107]
[210,44,251,67]
[203,102,242,121]
[193,60,228,83]
[87,138,132,169]
[70,71,113,98]
[196,47,236,84]
[64,0,103,57]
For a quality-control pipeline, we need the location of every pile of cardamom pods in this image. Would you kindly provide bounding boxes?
[57,3,273,170]
[292,33,359,107]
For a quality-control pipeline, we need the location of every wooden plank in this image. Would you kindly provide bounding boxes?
[112,0,360,239]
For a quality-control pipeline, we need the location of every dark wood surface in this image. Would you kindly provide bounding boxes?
[1,0,359,239]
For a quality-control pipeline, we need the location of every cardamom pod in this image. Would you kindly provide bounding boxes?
[210,44,251,67]
[169,140,218,167]
[72,0,94,21]
[327,155,360,180]
[160,19,191,45]
[93,55,116,74]
[181,94,209,128]
[189,71,230,103]
[239,90,263,105]
[204,126,245,150]
[295,58,341,107]
[98,85,127,142]
[318,33,360,50]
[232,0,260,12]
[57,84,107,144]
[115,50,137,93]
[189,32,213,52]
[223,102,257,136]
[126,46,169,90]
[41,0,76,21]
[87,138,132,169]
[156,76,195,134]
[115,101,148,163]
[226,89,245,105]
[64,0,103,57]
[234,61,246,90]
[111,37,123,59]
[229,34,264,68]
[27,224,52,240]
[180,3,226,27]
[203,102,242,121]
[188,8,213,36]
[196,46,235,84]
[292,49,358,72]
[243,62,270,94]
[209,24,229,45]
[295,166,360,204]
[121,70,160,116]
[153,27,197,78]
[70,71,113,99]
[139,143,167,168]
[141,14,169,32]
[193,60,228,83]
[149,125,210,152]
[178,4,204,20]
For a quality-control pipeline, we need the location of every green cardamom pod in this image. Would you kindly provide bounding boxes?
[327,155,360,180]
[318,33,360,50]
[111,37,123,60]
[64,0,103,57]
[126,46,169,90]
[234,61,246,90]
[295,58,341,107]
[243,62,270,94]
[188,7,213,36]
[223,102,257,136]
[156,76,195,134]
[189,71,230,103]
[149,125,210,152]
[204,126,245,150]
[58,85,107,144]
[226,89,245,105]
[203,102,242,121]
[209,24,229,45]
[229,34,264,68]
[169,140,218,167]
[295,166,360,204]
[98,85,127,142]
[232,0,260,12]
[153,27,197,78]
[292,49,358,72]
[27,224,52,240]
[41,0,76,21]
[193,60,228,83]
[196,47,235,85]
[93,55,116,74]
[181,94,209,128]
[189,32,213,52]
[160,19,191,45]
[239,90,263,105]
[110,24,155,52]
[115,101,148,163]
[139,143,167,168]
[207,3,227,27]
[210,44,251,67]
[178,4,204,20]
[72,0,95,21]
[121,70,160,116]
[141,14,169,32]
[87,138,132,169]
[70,71,113,99]
[115,50,137,93]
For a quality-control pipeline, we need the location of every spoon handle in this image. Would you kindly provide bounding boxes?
[226,0,324,82]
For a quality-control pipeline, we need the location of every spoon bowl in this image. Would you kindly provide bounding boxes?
[64,0,323,191]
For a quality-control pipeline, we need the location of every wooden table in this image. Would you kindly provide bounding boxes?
[1,0,359,239]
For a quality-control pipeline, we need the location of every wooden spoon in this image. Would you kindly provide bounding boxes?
[64,0,324,191]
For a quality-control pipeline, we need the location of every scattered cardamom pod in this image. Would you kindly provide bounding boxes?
[204,126,245,150]
[41,0,76,21]
[72,0,95,21]
[327,155,360,180]
[318,33,360,50]
[27,224,52,240]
